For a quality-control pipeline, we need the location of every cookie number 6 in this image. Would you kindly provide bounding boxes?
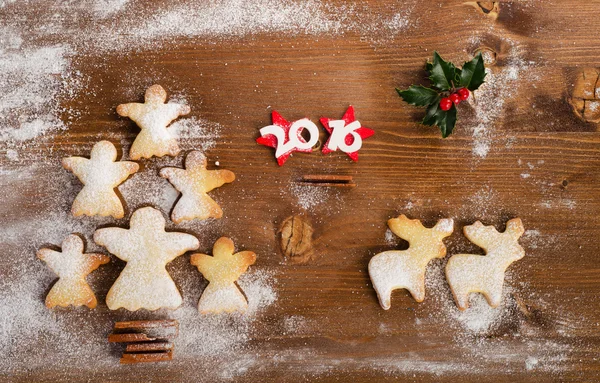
[260,118,319,158]
[326,120,363,153]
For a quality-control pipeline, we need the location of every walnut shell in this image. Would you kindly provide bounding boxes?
[279,216,313,264]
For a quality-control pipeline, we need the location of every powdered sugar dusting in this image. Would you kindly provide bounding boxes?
[466,37,540,159]
[290,183,339,211]
[0,34,73,144]
[168,269,277,357]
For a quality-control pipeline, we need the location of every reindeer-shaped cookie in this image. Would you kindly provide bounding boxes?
[117,84,190,160]
[191,237,256,314]
[368,215,454,310]
[445,218,525,310]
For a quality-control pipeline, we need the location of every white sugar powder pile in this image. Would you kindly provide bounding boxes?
[0,29,72,144]
[466,37,540,159]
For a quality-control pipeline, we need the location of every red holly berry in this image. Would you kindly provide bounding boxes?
[449,93,461,105]
[440,97,452,111]
[458,88,470,100]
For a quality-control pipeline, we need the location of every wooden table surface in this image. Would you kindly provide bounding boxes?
[1,1,599,382]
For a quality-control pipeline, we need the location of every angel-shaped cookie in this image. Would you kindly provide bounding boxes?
[117,84,190,160]
[37,234,109,309]
[190,237,256,314]
[94,207,199,311]
[62,141,139,219]
[369,215,454,309]
[160,151,235,224]
[446,218,525,310]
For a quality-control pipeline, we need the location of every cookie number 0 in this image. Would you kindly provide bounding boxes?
[260,118,319,157]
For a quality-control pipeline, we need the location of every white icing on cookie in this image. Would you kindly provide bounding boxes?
[62,140,139,219]
[117,84,190,160]
[93,207,199,311]
[445,218,525,310]
[368,215,454,309]
[325,120,363,153]
[259,118,319,158]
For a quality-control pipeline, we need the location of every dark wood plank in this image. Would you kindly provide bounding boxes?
[1,0,599,382]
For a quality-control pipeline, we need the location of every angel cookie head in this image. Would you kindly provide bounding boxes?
[94,207,199,311]
[62,140,139,219]
[445,218,525,310]
[190,237,256,314]
[37,234,109,309]
[160,151,235,224]
[117,84,190,160]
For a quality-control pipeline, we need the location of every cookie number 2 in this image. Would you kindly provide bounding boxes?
[259,118,319,158]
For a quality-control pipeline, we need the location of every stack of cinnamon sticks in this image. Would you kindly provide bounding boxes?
[108,320,178,364]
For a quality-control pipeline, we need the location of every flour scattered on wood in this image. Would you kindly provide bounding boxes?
[290,183,341,211]
[168,269,277,357]
[0,28,73,144]
[465,37,541,159]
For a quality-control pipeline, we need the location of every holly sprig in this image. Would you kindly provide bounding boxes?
[397,52,486,138]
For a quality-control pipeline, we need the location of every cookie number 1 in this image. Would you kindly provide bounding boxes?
[259,118,319,158]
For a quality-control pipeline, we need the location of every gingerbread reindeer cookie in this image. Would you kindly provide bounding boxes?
[445,218,525,310]
[369,215,454,309]
[117,84,190,160]
[191,237,256,314]
[62,140,139,219]
[94,207,199,311]
[160,151,235,223]
[37,234,109,309]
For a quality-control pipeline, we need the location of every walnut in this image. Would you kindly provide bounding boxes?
[570,68,600,123]
[465,2,500,20]
[279,215,313,264]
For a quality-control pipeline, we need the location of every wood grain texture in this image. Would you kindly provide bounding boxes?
[1,0,600,382]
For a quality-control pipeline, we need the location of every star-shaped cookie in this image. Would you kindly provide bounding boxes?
[320,106,374,161]
[256,111,316,166]
[37,234,110,309]
[159,151,235,224]
[62,140,139,219]
[93,207,200,311]
[190,237,256,314]
[117,84,190,160]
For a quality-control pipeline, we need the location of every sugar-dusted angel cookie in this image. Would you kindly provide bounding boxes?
[37,234,109,309]
[117,84,190,160]
[446,218,525,310]
[190,237,256,314]
[94,207,199,311]
[159,151,235,224]
[62,140,139,219]
[369,215,454,309]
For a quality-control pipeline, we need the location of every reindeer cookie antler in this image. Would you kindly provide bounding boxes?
[445,218,525,310]
[368,215,454,309]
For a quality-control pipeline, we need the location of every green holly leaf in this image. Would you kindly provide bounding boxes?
[397,85,439,107]
[425,61,433,74]
[421,102,456,138]
[429,52,459,91]
[437,105,457,138]
[422,101,440,126]
[460,52,486,91]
